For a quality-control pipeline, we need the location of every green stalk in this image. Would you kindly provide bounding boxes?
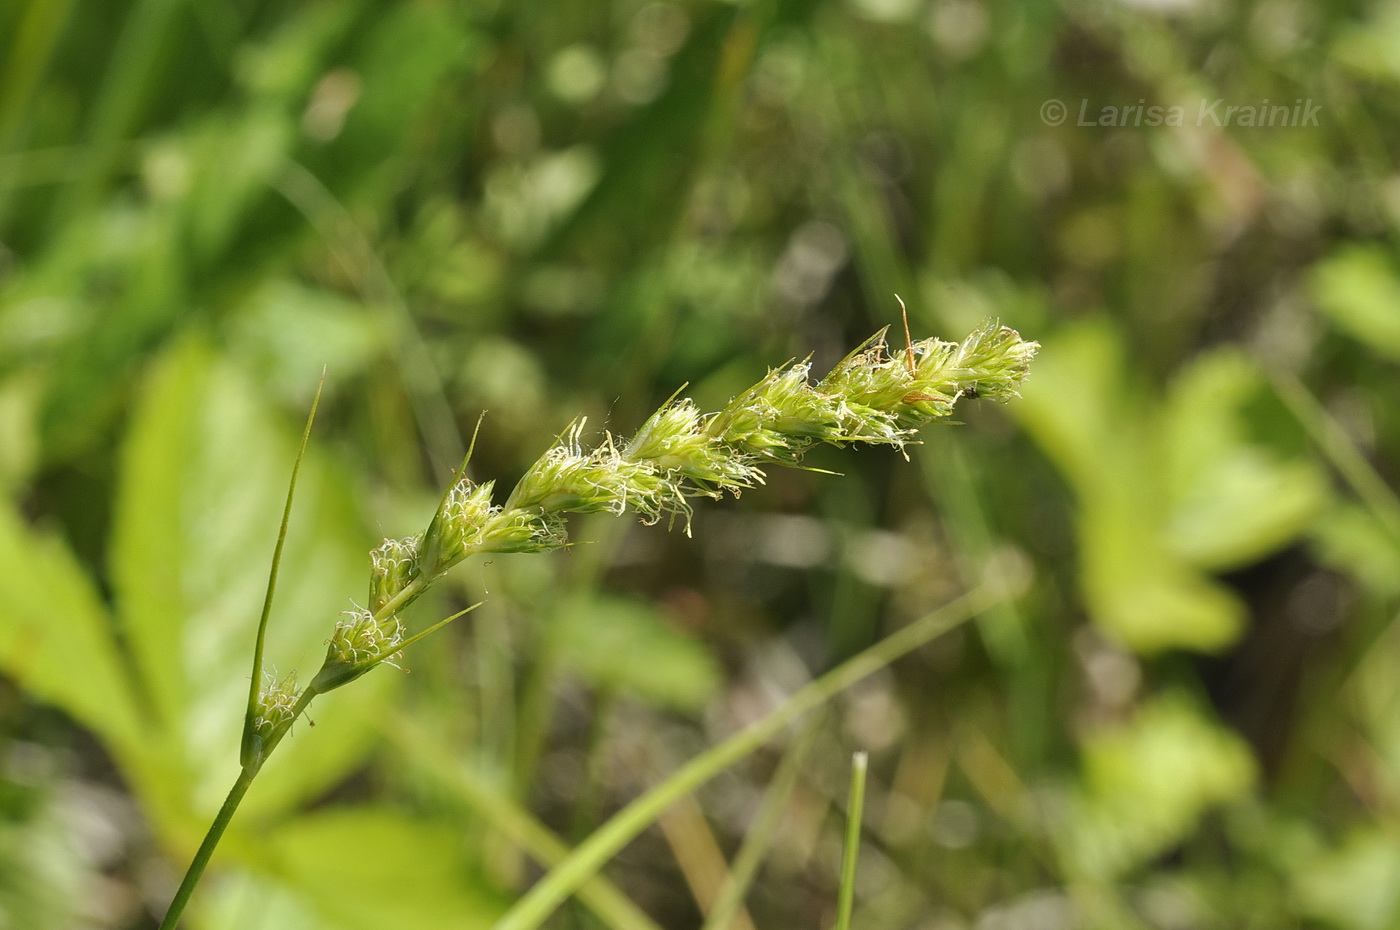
[834,752,868,930]
[155,767,255,930]
[160,592,472,927]
[1271,370,1400,543]
[491,584,1009,930]
[387,716,664,930]
[160,685,318,929]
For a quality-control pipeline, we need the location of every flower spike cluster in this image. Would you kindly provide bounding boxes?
[406,318,1034,573]
[287,319,1035,714]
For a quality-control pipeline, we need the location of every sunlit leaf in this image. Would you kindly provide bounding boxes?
[1018,326,1246,653]
[224,808,504,930]
[1311,502,1400,599]
[1293,828,1400,930]
[1310,245,1400,361]
[1062,695,1256,880]
[1161,350,1329,570]
[0,497,141,753]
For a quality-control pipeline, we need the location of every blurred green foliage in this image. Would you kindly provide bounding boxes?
[0,0,1398,928]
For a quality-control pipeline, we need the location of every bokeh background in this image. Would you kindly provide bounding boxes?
[2,0,1399,927]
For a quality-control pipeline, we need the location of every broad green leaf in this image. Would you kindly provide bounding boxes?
[0,786,91,930]
[1332,16,1400,83]
[109,336,391,825]
[1161,350,1328,570]
[1014,323,1132,498]
[1080,504,1245,654]
[1062,695,1256,881]
[0,496,141,753]
[550,594,722,712]
[1018,325,1245,653]
[1310,245,1400,361]
[196,871,326,930]
[214,808,504,930]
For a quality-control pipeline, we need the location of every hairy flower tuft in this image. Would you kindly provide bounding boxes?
[369,535,421,613]
[421,478,498,574]
[248,669,299,760]
[427,477,574,563]
[708,360,908,464]
[477,507,570,553]
[626,399,755,488]
[312,605,406,692]
[506,421,672,520]
[332,319,1035,686]
[946,319,1040,401]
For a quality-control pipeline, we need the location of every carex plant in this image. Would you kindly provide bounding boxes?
[158,317,1039,928]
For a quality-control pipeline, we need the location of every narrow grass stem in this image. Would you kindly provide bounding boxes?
[834,752,868,930]
[155,767,256,930]
[701,718,821,930]
[159,686,319,929]
[161,577,450,924]
[387,716,665,930]
[490,585,1008,930]
[161,320,1035,925]
[1271,370,1400,543]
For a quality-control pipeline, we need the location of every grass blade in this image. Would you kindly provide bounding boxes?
[491,583,1014,930]
[834,751,868,930]
[702,716,822,930]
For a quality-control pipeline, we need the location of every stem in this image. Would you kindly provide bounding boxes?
[834,752,868,930]
[386,715,665,930]
[491,585,1006,930]
[156,767,256,930]
[160,687,319,928]
[165,578,450,925]
[1270,370,1400,543]
[701,718,821,930]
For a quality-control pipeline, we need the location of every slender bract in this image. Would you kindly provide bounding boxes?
[158,320,1038,928]
[240,369,324,772]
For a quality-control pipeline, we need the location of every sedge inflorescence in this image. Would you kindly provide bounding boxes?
[274,318,1036,709]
